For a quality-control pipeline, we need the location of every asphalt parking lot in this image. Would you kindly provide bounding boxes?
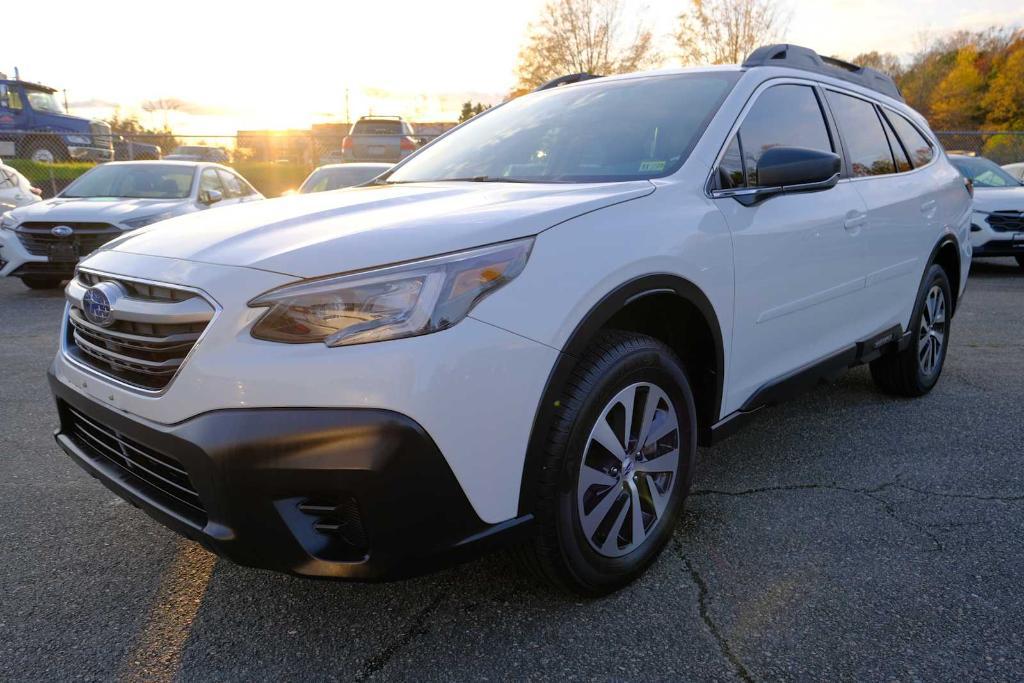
[1,259,1022,682]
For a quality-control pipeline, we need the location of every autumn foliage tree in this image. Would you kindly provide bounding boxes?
[675,0,789,65]
[514,0,659,91]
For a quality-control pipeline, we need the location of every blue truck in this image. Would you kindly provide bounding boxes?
[0,72,113,163]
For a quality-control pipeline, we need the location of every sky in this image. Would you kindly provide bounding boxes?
[3,0,1022,135]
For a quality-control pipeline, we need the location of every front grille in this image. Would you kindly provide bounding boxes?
[65,272,214,391]
[65,404,206,525]
[987,212,1024,233]
[16,222,120,257]
[90,121,113,148]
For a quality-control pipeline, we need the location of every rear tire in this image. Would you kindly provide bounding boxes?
[870,264,952,397]
[21,276,64,290]
[517,330,697,595]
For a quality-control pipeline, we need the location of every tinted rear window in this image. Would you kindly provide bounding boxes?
[884,111,934,168]
[353,120,404,135]
[825,91,895,177]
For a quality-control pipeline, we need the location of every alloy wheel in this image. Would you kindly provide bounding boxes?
[918,284,946,376]
[576,382,680,558]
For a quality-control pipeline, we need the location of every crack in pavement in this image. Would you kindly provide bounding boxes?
[692,482,1024,503]
[690,482,948,551]
[354,581,452,681]
[672,539,754,683]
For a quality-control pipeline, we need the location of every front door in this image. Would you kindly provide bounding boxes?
[711,82,871,411]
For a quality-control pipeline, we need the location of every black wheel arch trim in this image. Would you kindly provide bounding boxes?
[516,273,725,516]
[924,232,962,317]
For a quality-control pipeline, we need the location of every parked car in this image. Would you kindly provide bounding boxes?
[165,145,230,163]
[0,160,42,213]
[48,44,970,594]
[0,161,262,289]
[949,154,1024,270]
[341,116,418,162]
[0,74,113,163]
[113,135,162,161]
[298,163,391,193]
[1003,162,1024,182]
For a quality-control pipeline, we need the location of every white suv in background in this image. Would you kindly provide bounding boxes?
[48,45,971,594]
[949,154,1024,270]
[0,161,262,289]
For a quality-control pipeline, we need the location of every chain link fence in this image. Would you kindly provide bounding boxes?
[3,128,1022,199]
[0,129,450,198]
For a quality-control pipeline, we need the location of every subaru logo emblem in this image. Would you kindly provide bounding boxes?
[82,282,123,328]
[51,225,74,238]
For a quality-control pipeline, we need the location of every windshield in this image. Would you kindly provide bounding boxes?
[300,166,388,193]
[25,89,64,114]
[951,157,1022,188]
[386,72,739,184]
[62,164,195,199]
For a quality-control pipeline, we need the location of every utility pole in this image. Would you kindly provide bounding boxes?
[345,88,350,126]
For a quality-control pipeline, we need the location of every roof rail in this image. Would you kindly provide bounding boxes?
[743,44,904,102]
[533,73,602,92]
[358,115,402,120]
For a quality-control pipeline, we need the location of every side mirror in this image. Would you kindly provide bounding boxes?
[757,147,841,188]
[200,188,223,205]
[715,147,841,206]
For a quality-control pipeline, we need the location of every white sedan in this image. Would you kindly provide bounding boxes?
[0,161,42,213]
[0,161,262,289]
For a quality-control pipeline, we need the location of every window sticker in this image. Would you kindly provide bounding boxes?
[639,160,666,172]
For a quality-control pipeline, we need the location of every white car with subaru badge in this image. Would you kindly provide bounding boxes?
[49,45,971,594]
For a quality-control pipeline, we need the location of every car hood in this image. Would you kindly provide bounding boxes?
[10,197,190,225]
[972,186,1024,213]
[108,180,656,278]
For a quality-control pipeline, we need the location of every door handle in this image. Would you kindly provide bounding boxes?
[921,199,937,218]
[844,211,867,233]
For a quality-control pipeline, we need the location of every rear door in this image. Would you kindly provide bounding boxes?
[824,90,938,333]
[712,81,871,408]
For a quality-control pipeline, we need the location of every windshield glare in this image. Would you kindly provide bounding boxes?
[386,73,739,184]
[26,89,64,114]
[952,157,1022,188]
[62,164,194,199]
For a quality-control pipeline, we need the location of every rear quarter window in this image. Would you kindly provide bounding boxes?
[884,111,935,167]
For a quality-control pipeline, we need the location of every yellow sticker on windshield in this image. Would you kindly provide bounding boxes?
[639,160,666,172]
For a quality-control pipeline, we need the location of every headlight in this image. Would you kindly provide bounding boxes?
[0,213,17,231]
[122,212,176,229]
[65,134,92,145]
[249,238,533,346]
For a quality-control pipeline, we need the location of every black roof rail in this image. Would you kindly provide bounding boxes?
[533,73,602,92]
[743,44,904,102]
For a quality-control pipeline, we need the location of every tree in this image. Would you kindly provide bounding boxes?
[105,111,180,157]
[676,0,789,66]
[983,44,1024,129]
[459,101,492,123]
[514,0,659,91]
[929,47,986,130]
[850,51,905,81]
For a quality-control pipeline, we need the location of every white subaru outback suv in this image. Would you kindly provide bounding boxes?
[49,45,971,594]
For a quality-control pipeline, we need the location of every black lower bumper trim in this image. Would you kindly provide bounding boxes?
[973,241,1024,258]
[49,372,533,580]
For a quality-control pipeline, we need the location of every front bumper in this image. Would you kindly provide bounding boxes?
[972,238,1024,258]
[50,371,532,580]
[68,146,114,163]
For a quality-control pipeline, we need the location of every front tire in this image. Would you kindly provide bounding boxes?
[870,264,952,397]
[20,276,64,290]
[518,331,697,595]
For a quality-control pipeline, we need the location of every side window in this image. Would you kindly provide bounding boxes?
[825,91,895,177]
[0,85,22,111]
[234,174,257,196]
[217,169,243,198]
[881,116,912,172]
[199,168,224,196]
[736,84,833,187]
[884,111,935,168]
[717,137,744,189]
